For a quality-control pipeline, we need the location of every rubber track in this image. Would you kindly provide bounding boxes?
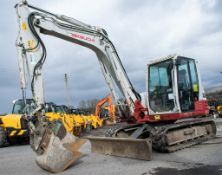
[151,119,217,152]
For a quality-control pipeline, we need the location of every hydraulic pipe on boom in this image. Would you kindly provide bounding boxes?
[15,0,148,172]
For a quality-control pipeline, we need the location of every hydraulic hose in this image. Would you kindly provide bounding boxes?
[27,12,47,99]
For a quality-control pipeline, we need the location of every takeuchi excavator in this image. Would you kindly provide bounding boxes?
[15,0,216,173]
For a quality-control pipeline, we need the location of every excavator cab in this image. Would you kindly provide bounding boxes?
[147,55,207,118]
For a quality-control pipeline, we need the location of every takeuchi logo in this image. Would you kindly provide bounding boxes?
[71,33,95,42]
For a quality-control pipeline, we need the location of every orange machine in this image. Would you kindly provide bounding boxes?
[95,95,116,123]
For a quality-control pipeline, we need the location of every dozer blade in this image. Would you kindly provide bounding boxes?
[30,120,86,173]
[86,136,152,160]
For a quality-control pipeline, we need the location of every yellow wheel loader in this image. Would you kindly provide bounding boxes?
[59,105,85,136]
[90,115,103,129]
[68,108,92,135]
[45,103,82,136]
[208,100,222,117]
[0,100,84,147]
[0,99,32,147]
[45,103,73,132]
[76,109,103,129]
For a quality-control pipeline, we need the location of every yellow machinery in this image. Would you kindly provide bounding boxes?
[217,106,222,116]
[54,105,77,134]
[208,100,222,117]
[68,108,92,134]
[0,113,28,146]
[60,105,86,136]
[215,100,222,117]
[86,114,103,129]
[0,99,31,147]
[45,103,103,136]
[79,109,103,129]
[69,108,102,129]
[45,103,74,134]
[0,100,89,147]
[45,103,85,136]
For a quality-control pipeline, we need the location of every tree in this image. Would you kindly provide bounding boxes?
[78,98,99,113]
[78,100,87,109]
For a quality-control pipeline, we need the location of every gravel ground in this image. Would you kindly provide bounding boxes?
[0,120,222,175]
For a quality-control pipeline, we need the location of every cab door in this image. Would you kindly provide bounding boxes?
[177,57,199,112]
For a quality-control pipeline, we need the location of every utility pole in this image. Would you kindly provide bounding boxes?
[64,73,72,107]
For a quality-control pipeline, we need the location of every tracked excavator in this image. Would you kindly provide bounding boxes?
[15,0,216,173]
[95,95,116,123]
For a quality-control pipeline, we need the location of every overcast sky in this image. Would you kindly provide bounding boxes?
[0,0,221,113]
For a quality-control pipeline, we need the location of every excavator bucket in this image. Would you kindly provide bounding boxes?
[30,120,86,173]
[86,136,152,160]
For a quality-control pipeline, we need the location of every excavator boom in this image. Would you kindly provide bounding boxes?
[15,1,151,172]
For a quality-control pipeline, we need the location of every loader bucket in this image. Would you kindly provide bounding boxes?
[86,136,152,160]
[31,120,86,173]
